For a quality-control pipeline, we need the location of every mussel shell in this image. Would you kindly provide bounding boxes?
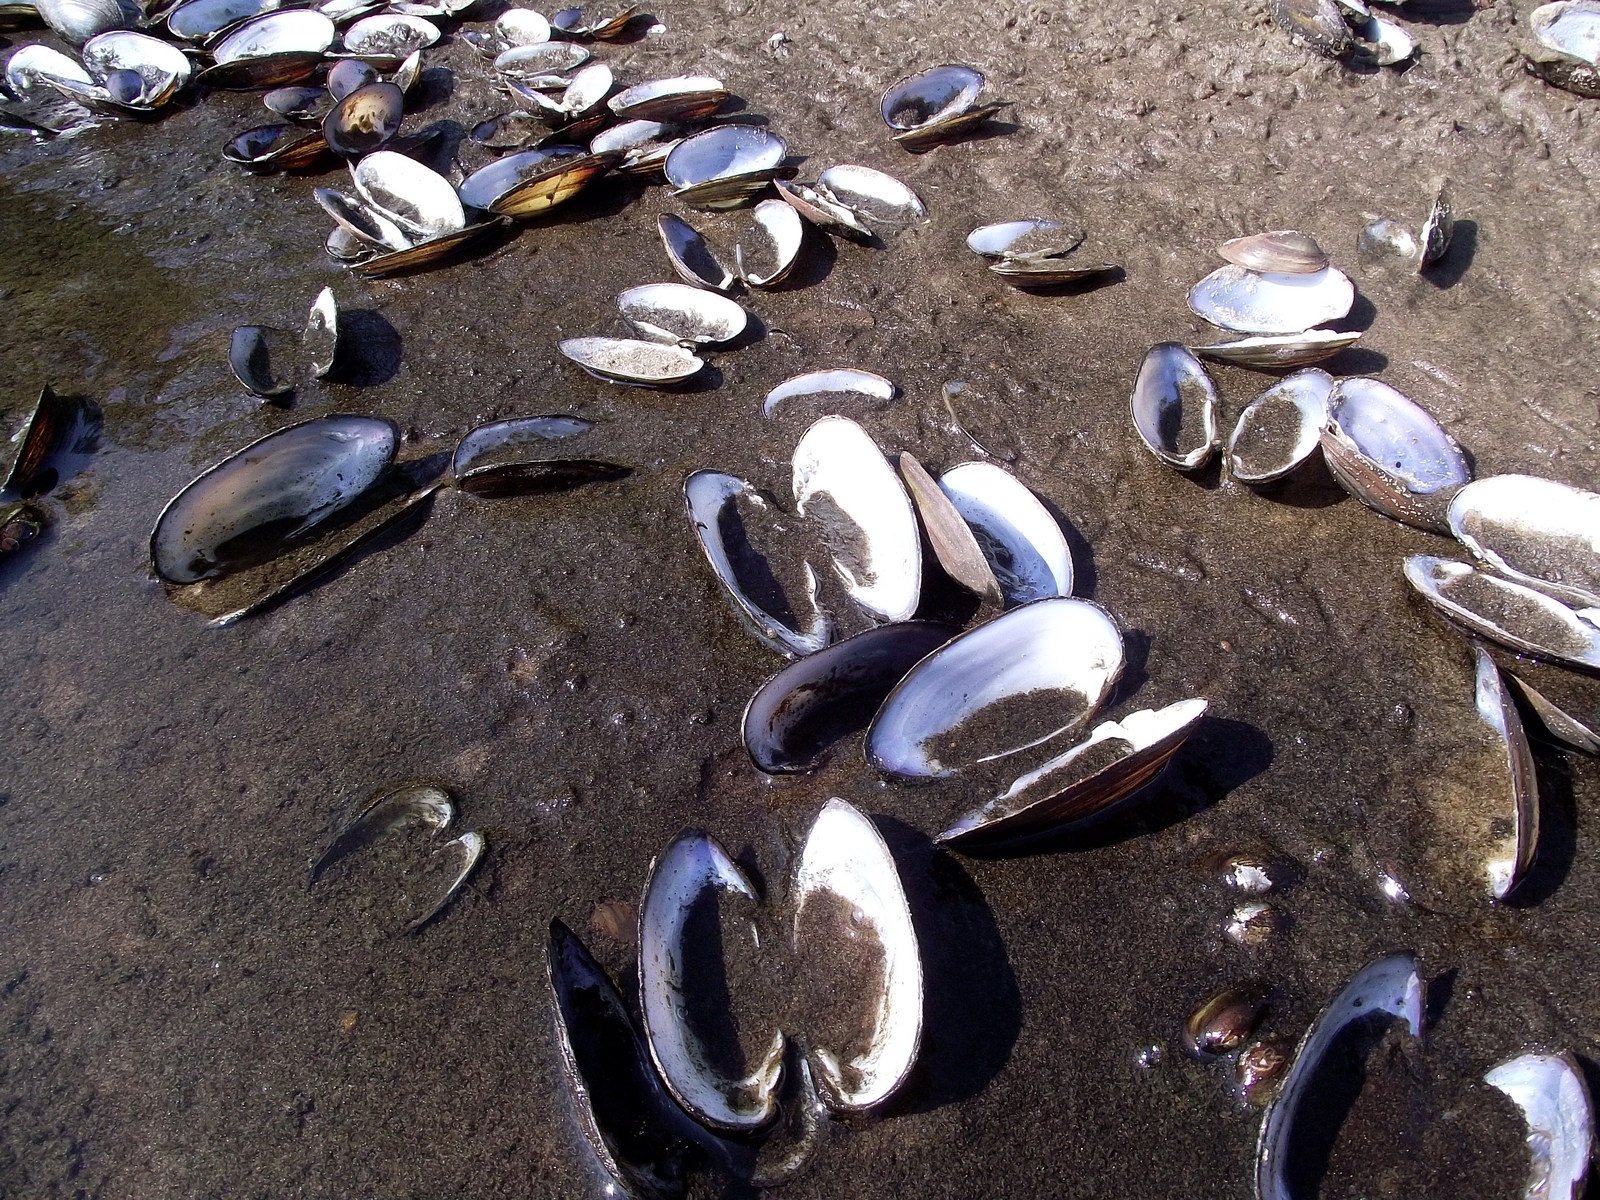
[1404,554,1600,672]
[657,212,733,292]
[458,145,585,210]
[615,282,747,346]
[323,79,403,157]
[1448,475,1600,610]
[867,597,1125,780]
[1531,0,1600,63]
[1193,329,1360,370]
[5,43,91,93]
[1187,264,1354,335]
[1218,230,1327,274]
[1418,179,1455,269]
[165,0,268,41]
[495,5,551,46]
[1321,377,1470,532]
[228,325,294,398]
[314,185,411,249]
[211,10,335,62]
[340,13,438,62]
[1226,368,1334,485]
[742,622,958,774]
[82,30,190,101]
[1359,217,1420,262]
[198,50,327,90]
[0,384,99,500]
[890,101,1007,151]
[898,452,1001,604]
[223,122,330,170]
[815,164,924,227]
[987,258,1119,287]
[350,150,465,239]
[774,179,872,240]
[763,368,895,419]
[494,39,589,79]
[937,460,1073,606]
[1130,342,1220,471]
[264,84,331,122]
[737,198,803,287]
[486,150,616,219]
[1271,0,1355,58]
[451,415,593,481]
[325,56,376,102]
[1183,983,1269,1060]
[966,218,1084,260]
[34,0,137,44]
[1486,1052,1596,1200]
[346,218,508,279]
[558,337,703,386]
[150,414,398,585]
[664,125,786,190]
[606,74,726,122]
[1475,644,1541,901]
[792,414,921,623]
[304,286,338,380]
[880,62,982,131]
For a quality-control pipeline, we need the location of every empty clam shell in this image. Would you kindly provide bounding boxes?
[606,74,727,122]
[1484,1051,1594,1200]
[482,149,615,220]
[346,219,508,279]
[323,79,402,157]
[1321,377,1470,532]
[403,831,483,930]
[657,212,734,292]
[792,415,921,623]
[458,145,586,210]
[559,337,703,386]
[1475,645,1541,901]
[940,697,1208,852]
[742,622,957,774]
[198,49,328,89]
[341,13,437,61]
[303,286,338,380]
[638,829,784,1133]
[737,198,803,287]
[775,179,873,240]
[815,164,925,227]
[1193,329,1360,370]
[325,56,376,102]
[1448,475,1600,610]
[664,125,786,189]
[494,39,589,80]
[938,460,1073,606]
[34,0,136,44]
[308,781,453,883]
[1218,230,1327,274]
[228,325,294,398]
[211,10,335,62]
[314,185,412,250]
[223,123,330,170]
[166,0,270,41]
[264,83,331,122]
[82,30,190,102]
[1131,342,1220,471]
[683,469,831,657]
[1256,953,1424,1200]
[1533,0,1600,61]
[1227,368,1334,484]
[880,62,981,131]
[0,384,99,501]
[897,452,1000,604]
[451,414,593,479]
[988,257,1121,287]
[351,150,465,239]
[793,798,923,1114]
[496,6,551,45]
[1405,555,1600,672]
[616,283,747,346]
[5,43,92,93]
[966,218,1084,260]
[1187,264,1354,335]
[867,597,1126,780]
[149,415,397,585]
[763,368,895,418]
[1356,13,1416,67]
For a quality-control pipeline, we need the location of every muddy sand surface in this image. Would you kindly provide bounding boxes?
[3,0,1600,1196]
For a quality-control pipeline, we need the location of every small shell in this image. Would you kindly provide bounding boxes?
[1418,179,1455,268]
[1218,230,1328,274]
[1131,343,1220,471]
[966,218,1084,260]
[325,57,376,101]
[615,282,747,346]
[898,452,1001,604]
[737,198,803,287]
[495,6,551,46]
[880,62,982,131]
[1183,984,1269,1060]
[303,286,338,380]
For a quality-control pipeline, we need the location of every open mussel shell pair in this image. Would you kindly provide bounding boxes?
[967,217,1117,288]
[10,31,189,117]
[1524,1,1600,97]
[551,3,640,39]
[458,144,619,221]
[449,413,627,497]
[640,799,922,1131]
[559,282,750,385]
[229,286,339,399]
[880,62,1006,151]
[1188,262,1354,338]
[1359,180,1456,274]
[775,164,926,242]
[659,200,804,291]
[607,73,728,124]
[662,124,790,210]
[197,10,336,89]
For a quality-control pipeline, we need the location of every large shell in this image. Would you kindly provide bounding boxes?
[81,31,191,103]
[880,62,981,131]
[1404,555,1600,672]
[1321,377,1470,532]
[1218,230,1328,274]
[1187,265,1354,335]
[791,415,921,623]
[34,0,136,44]
[1255,953,1424,1200]
[742,623,957,774]
[559,337,703,386]
[350,150,465,239]
[683,469,831,657]
[150,415,397,585]
[5,44,92,93]
[1131,342,1220,471]
[937,460,1073,605]
[1484,1051,1594,1200]
[939,697,1208,852]
[815,164,924,228]
[458,146,586,210]
[323,79,402,157]
[484,150,614,220]
[792,798,923,1114]
[1448,475,1600,610]
[867,597,1125,780]
[211,10,335,62]
[615,283,747,346]
[638,830,784,1133]
[1227,368,1334,484]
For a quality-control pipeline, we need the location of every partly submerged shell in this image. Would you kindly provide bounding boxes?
[1404,555,1600,672]
[1187,265,1354,335]
[792,798,923,1114]
[939,698,1208,852]
[867,597,1125,779]
[0,384,100,500]
[638,830,784,1133]
[559,337,703,386]
[1255,953,1424,1200]
[615,282,747,346]
[1448,475,1600,610]
[150,415,397,584]
[1131,342,1220,471]
[1227,369,1334,484]
[1219,230,1328,274]
[1321,377,1470,532]
[937,460,1073,605]
[1484,1051,1594,1200]
[450,415,619,498]
[307,780,452,883]
[791,415,921,623]
[742,622,957,774]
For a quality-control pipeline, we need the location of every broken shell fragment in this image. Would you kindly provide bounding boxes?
[1321,377,1471,532]
[683,469,831,657]
[1219,230,1328,275]
[638,829,784,1133]
[1183,984,1269,1060]
[763,368,895,418]
[939,698,1207,852]
[559,336,703,386]
[1418,179,1454,269]
[1188,264,1354,335]
[1354,13,1416,67]
[868,597,1125,780]
[1227,368,1334,485]
[0,501,45,556]
[1448,475,1600,611]
[792,415,921,623]
[1193,329,1360,370]
[1255,952,1425,1200]
[937,460,1073,606]
[1131,342,1220,471]
[742,622,958,774]
[793,798,923,1114]
[615,282,747,347]
[1484,1051,1594,1200]
[1404,555,1600,672]
[308,781,453,884]
[1237,1036,1293,1106]
[150,414,397,584]
[897,452,1001,604]
[775,179,873,241]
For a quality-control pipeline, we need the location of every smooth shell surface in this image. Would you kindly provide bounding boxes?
[323,80,403,157]
[212,10,335,62]
[458,146,586,210]
[615,282,747,346]
[1448,475,1600,610]
[1484,1051,1594,1200]
[1194,329,1361,369]
[559,337,703,385]
[1533,1,1600,63]
[764,369,895,418]
[1131,342,1220,470]
[1219,230,1328,274]
[1404,555,1600,672]
[81,30,191,96]
[351,151,465,238]
[791,415,920,623]
[898,452,1000,604]
[867,597,1125,779]
[663,124,786,189]
[1187,264,1354,335]
[815,164,925,226]
[966,218,1082,259]
[938,460,1073,605]
[737,198,803,287]
[793,798,923,1113]
[150,415,397,584]
[34,0,136,44]
[1227,369,1334,484]
[1475,644,1540,901]
[657,212,733,292]
[1323,377,1470,530]
[880,63,982,130]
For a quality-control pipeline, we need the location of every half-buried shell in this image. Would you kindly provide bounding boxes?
[559,337,703,386]
[1484,1051,1594,1200]
[1321,377,1470,532]
[451,415,621,498]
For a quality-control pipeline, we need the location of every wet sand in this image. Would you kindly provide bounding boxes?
[3,1,1600,1196]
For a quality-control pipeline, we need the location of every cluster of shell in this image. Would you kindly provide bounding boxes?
[1270,0,1420,68]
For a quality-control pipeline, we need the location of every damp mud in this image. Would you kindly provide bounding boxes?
[5,1,1600,1198]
